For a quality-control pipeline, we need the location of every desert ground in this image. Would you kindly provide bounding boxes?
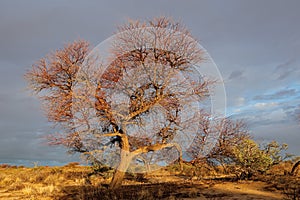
[0,162,299,200]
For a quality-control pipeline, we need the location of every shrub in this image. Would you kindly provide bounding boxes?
[232,139,273,179]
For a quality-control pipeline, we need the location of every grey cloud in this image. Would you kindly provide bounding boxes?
[253,88,298,100]
[228,70,244,80]
[275,59,296,71]
[289,105,300,121]
[230,93,300,139]
[232,108,289,128]
[273,58,300,80]
[252,123,300,156]
[230,109,299,159]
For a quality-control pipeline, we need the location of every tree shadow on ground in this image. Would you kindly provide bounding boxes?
[59,182,207,200]
[57,180,282,200]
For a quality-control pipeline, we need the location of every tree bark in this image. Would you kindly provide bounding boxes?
[109,128,134,190]
[291,160,300,176]
[109,169,125,189]
[109,151,133,189]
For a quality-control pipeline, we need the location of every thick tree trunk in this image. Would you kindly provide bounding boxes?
[109,151,132,189]
[109,169,126,189]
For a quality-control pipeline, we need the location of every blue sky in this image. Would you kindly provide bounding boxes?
[0,0,299,166]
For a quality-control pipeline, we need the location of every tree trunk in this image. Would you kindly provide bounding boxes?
[109,151,132,189]
[291,160,300,176]
[109,169,126,189]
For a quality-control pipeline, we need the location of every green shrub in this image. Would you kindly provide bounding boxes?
[232,139,273,179]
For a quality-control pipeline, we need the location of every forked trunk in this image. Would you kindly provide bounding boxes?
[109,151,132,189]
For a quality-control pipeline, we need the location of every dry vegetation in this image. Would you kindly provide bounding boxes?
[0,162,91,200]
[0,161,299,200]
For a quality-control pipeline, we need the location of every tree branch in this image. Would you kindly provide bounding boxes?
[125,95,164,121]
[94,132,123,138]
[94,131,130,151]
[132,142,183,170]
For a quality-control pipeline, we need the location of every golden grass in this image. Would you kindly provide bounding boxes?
[0,162,298,199]
[0,164,92,199]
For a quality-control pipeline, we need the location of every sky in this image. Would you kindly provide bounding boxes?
[0,0,299,166]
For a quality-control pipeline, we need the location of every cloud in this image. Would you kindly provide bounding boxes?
[275,58,295,71]
[254,102,278,110]
[252,122,300,155]
[228,70,244,80]
[273,58,300,80]
[287,104,300,121]
[253,88,298,100]
[235,97,245,107]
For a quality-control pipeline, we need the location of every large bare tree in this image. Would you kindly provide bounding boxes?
[25,17,221,188]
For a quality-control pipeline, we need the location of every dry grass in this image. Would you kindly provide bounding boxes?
[0,163,91,199]
[0,162,298,200]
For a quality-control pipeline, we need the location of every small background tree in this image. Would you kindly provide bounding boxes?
[231,139,292,179]
[232,139,273,179]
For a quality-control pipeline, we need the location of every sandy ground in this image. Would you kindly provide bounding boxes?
[208,181,283,200]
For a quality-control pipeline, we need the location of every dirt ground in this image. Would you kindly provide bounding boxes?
[208,181,283,199]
